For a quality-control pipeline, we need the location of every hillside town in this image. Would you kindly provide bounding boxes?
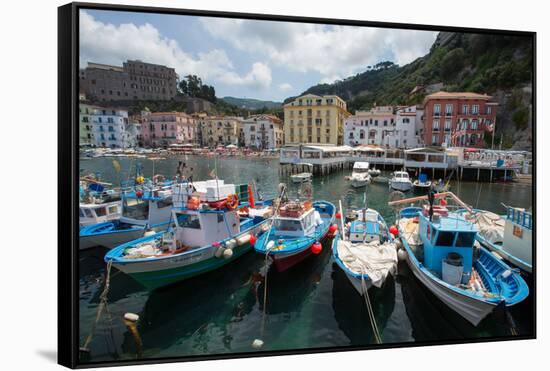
[79,60,501,152]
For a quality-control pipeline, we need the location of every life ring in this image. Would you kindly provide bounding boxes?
[187,196,200,210]
[226,194,239,210]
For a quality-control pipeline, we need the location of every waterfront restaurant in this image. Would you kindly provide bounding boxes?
[350,145,404,168]
[404,147,452,177]
[280,144,353,175]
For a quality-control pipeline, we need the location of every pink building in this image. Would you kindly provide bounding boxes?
[141,112,197,147]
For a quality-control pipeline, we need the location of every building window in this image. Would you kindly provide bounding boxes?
[486,106,492,114]
[444,119,451,131]
[472,104,480,114]
[462,104,469,114]
[471,120,478,130]
[432,135,438,145]
[434,104,441,115]
[445,104,453,115]
[432,119,440,132]
[383,120,388,126]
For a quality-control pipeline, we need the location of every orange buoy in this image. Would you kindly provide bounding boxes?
[226,194,239,210]
[389,225,398,236]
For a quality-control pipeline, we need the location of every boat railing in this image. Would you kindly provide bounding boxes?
[507,207,532,230]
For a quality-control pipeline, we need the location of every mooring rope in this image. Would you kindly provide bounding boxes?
[80,260,113,353]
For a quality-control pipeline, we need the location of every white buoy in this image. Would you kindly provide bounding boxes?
[144,230,156,237]
[124,312,140,322]
[397,249,408,262]
[214,247,225,258]
[266,240,275,250]
[251,339,264,349]
[223,248,234,259]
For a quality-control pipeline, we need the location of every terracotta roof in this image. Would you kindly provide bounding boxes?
[424,91,493,101]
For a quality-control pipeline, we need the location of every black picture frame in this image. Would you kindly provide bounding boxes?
[58,2,536,368]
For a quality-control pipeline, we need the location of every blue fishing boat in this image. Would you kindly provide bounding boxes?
[332,207,398,295]
[79,177,122,227]
[395,195,529,326]
[254,200,336,272]
[104,180,272,290]
[79,185,174,250]
[456,207,532,274]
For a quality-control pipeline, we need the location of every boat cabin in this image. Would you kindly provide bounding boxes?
[172,209,252,248]
[393,171,410,180]
[418,213,478,278]
[348,209,387,243]
[502,207,532,266]
[79,201,121,226]
[273,204,321,238]
[352,162,370,173]
[120,189,173,226]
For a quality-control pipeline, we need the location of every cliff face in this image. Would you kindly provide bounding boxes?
[299,32,534,150]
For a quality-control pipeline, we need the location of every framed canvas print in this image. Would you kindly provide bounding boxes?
[58,2,536,368]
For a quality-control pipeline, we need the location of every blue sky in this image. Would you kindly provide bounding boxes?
[80,9,437,101]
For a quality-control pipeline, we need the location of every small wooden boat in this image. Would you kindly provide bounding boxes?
[332,208,398,294]
[392,193,529,326]
[412,173,432,193]
[105,181,272,290]
[254,200,336,272]
[456,207,532,274]
[349,162,371,188]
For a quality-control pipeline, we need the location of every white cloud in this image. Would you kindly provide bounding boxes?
[278,82,293,92]
[79,11,272,90]
[199,18,437,81]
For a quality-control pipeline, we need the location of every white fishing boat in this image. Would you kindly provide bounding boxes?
[332,207,398,294]
[349,162,372,188]
[457,207,532,274]
[390,171,413,192]
[290,163,313,183]
[392,192,529,326]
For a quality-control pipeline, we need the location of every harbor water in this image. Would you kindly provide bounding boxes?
[79,156,533,363]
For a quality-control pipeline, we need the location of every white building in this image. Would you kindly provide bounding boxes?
[344,106,395,147]
[393,105,424,148]
[91,107,129,148]
[241,114,284,149]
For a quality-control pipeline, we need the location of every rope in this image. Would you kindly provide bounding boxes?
[80,260,113,352]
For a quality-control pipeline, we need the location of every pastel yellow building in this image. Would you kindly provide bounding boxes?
[283,94,350,145]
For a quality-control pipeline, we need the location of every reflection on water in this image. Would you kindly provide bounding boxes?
[79,156,533,363]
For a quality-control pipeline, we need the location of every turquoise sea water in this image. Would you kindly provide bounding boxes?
[78,156,533,363]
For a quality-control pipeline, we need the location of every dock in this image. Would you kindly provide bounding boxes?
[280,144,531,182]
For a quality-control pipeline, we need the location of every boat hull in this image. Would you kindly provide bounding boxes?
[351,178,369,188]
[390,181,412,192]
[80,228,145,250]
[403,251,496,326]
[272,244,314,272]
[119,241,252,290]
[343,270,373,295]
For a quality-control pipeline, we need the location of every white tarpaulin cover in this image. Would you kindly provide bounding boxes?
[399,218,422,246]
[337,240,398,288]
[466,211,505,243]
